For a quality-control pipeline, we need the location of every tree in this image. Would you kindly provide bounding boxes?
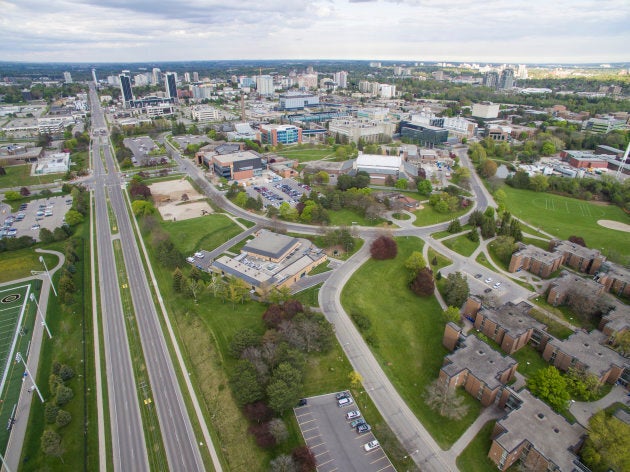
[4,190,21,201]
[409,267,434,297]
[234,191,248,207]
[581,411,630,472]
[185,277,203,301]
[314,171,329,184]
[131,200,157,217]
[229,329,260,358]
[452,167,471,185]
[478,159,497,178]
[529,174,549,192]
[230,360,264,405]
[248,422,276,448]
[370,236,397,260]
[55,385,74,406]
[491,236,516,265]
[267,378,301,414]
[41,430,64,463]
[565,367,601,401]
[541,141,556,156]
[58,364,74,381]
[404,251,426,277]
[417,179,432,196]
[467,229,479,242]
[292,446,317,472]
[55,409,72,428]
[568,235,586,247]
[443,272,469,308]
[394,178,408,190]
[269,455,297,472]
[44,403,60,423]
[613,331,630,356]
[64,209,84,226]
[443,306,461,324]
[268,418,289,444]
[424,379,469,419]
[20,186,31,196]
[447,219,462,233]
[243,401,274,423]
[172,267,184,292]
[348,371,363,389]
[527,366,570,411]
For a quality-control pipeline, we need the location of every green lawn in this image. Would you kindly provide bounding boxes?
[275,146,335,163]
[442,234,480,257]
[527,307,574,339]
[498,185,630,260]
[160,213,243,255]
[0,164,61,188]
[511,344,550,380]
[521,236,551,250]
[327,208,388,227]
[342,237,481,449]
[486,241,510,271]
[413,206,469,227]
[456,421,499,472]
[531,296,597,331]
[391,212,411,220]
[428,247,453,272]
[0,248,59,283]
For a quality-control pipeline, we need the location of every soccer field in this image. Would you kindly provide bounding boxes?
[0,281,40,452]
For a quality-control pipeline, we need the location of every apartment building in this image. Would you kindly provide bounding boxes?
[509,243,563,278]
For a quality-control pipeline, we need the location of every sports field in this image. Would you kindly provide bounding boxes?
[500,186,630,259]
[0,281,40,453]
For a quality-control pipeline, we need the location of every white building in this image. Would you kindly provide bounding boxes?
[134,73,150,86]
[34,152,70,175]
[329,118,395,144]
[63,72,73,84]
[256,75,274,95]
[191,105,223,122]
[472,102,500,119]
[152,68,161,85]
[357,107,390,121]
[334,71,348,88]
[184,72,191,83]
[38,116,74,134]
[297,74,318,90]
[279,92,319,110]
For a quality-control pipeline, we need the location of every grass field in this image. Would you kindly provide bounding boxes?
[327,208,388,227]
[0,164,61,188]
[160,213,244,255]
[0,249,59,284]
[413,206,469,227]
[455,421,497,472]
[275,146,335,163]
[442,234,479,257]
[342,237,481,449]
[499,185,630,260]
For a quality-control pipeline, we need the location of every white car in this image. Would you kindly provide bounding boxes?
[364,440,380,452]
[493,282,502,289]
[194,252,204,258]
[186,257,195,263]
[346,410,361,420]
[484,277,492,284]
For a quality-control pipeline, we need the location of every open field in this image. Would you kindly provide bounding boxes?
[413,206,468,227]
[0,249,58,284]
[498,185,630,260]
[149,178,213,221]
[275,146,335,163]
[0,164,60,188]
[455,421,497,472]
[442,233,479,257]
[342,237,481,449]
[160,213,243,256]
[327,208,388,227]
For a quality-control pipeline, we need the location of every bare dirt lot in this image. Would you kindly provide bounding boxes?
[597,219,630,233]
[149,179,213,221]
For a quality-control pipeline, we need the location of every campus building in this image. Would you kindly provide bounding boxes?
[209,150,263,181]
[278,92,319,110]
[119,73,134,108]
[508,243,563,278]
[549,240,606,275]
[328,118,395,144]
[399,121,448,148]
[472,102,500,119]
[259,124,302,146]
[165,72,178,102]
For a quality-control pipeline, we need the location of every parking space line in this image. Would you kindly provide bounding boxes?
[302,425,319,433]
[304,434,321,441]
[314,450,328,457]
[376,465,395,471]
[299,419,317,426]
[309,441,325,449]
[370,455,388,464]
[317,458,334,467]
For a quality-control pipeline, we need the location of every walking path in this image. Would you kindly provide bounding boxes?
[569,385,629,427]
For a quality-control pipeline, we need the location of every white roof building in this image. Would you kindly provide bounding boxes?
[34,152,70,175]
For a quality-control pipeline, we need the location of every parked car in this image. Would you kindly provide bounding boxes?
[364,440,380,452]
[335,391,350,400]
[346,410,361,420]
[350,418,366,428]
[31,224,40,231]
[474,273,482,279]
[297,398,307,407]
[484,288,492,293]
[338,397,354,407]
[493,282,502,289]
[356,423,371,434]
[484,277,492,284]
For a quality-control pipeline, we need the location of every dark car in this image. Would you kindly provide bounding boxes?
[356,423,371,434]
[474,273,482,279]
[484,288,492,293]
[297,398,307,407]
[335,391,350,400]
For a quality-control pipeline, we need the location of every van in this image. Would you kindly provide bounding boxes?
[337,397,353,407]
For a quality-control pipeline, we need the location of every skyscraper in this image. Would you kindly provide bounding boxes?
[256,75,274,95]
[192,72,199,82]
[499,68,515,90]
[483,71,499,89]
[152,67,161,85]
[165,72,178,101]
[334,71,348,88]
[184,72,191,83]
[92,68,98,85]
[63,71,73,84]
[119,72,134,108]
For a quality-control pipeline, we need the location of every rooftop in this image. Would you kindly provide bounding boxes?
[553,240,603,261]
[549,329,629,377]
[356,153,402,169]
[442,333,516,390]
[242,229,299,260]
[494,389,585,472]
[213,150,261,165]
[550,271,603,299]
[514,243,562,266]
[478,301,544,337]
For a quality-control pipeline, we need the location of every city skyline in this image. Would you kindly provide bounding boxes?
[2,0,629,63]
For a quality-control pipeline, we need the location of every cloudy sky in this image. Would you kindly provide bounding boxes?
[1,0,628,63]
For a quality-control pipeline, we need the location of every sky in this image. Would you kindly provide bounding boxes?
[1,0,629,64]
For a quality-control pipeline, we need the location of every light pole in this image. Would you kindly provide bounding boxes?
[29,293,52,339]
[15,352,44,403]
[0,451,12,472]
[39,256,57,297]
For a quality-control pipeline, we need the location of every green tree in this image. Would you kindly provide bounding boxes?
[394,178,408,189]
[55,409,72,428]
[41,429,65,463]
[172,267,184,292]
[417,179,432,196]
[131,200,156,217]
[4,190,21,201]
[478,159,497,178]
[447,219,462,233]
[267,378,301,414]
[529,174,549,192]
[527,366,570,411]
[64,209,84,226]
[55,385,74,406]
[230,360,264,406]
[581,411,630,472]
[491,236,516,265]
[468,143,487,163]
[443,306,461,324]
[424,380,469,419]
[565,367,601,401]
[443,272,469,308]
[452,167,471,185]
[404,251,426,277]
[541,141,556,156]
[234,191,248,207]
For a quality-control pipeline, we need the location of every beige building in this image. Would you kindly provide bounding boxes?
[328,118,395,144]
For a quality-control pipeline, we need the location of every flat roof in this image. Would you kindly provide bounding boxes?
[515,244,563,265]
[495,390,585,471]
[213,150,261,165]
[443,335,516,389]
[212,255,274,287]
[478,301,545,338]
[356,154,401,169]
[553,240,602,261]
[242,229,299,260]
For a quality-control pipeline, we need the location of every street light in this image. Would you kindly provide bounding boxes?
[39,256,57,297]
[15,352,44,403]
[29,293,52,339]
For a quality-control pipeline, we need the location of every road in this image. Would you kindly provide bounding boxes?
[90,89,150,472]
[90,86,206,471]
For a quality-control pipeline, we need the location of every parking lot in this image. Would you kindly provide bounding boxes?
[1,195,72,241]
[245,178,311,209]
[123,136,167,166]
[171,134,209,149]
[294,392,395,472]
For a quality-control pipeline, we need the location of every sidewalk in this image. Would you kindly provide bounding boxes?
[569,385,629,427]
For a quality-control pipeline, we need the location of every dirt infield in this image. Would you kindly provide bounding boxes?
[597,219,630,233]
[149,179,213,221]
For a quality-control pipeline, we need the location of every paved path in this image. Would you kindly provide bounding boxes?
[569,385,630,427]
[2,249,64,472]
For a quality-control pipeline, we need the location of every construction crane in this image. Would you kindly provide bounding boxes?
[614,142,630,180]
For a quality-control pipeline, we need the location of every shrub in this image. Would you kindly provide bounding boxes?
[55,385,74,406]
[247,422,276,449]
[409,267,434,296]
[370,236,397,260]
[55,409,72,427]
[44,403,59,423]
[292,446,317,472]
[351,312,372,332]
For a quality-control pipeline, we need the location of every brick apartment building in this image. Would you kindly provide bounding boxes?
[549,240,606,275]
[547,271,604,306]
[509,243,563,278]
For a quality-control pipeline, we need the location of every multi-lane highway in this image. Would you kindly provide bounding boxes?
[90,85,206,471]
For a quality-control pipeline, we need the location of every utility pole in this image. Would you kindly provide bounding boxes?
[29,293,52,339]
[15,352,44,403]
[39,256,57,297]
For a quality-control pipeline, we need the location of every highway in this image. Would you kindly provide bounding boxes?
[90,87,206,471]
[90,88,150,472]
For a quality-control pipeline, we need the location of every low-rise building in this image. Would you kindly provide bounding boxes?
[488,390,586,471]
[549,240,606,275]
[34,152,70,175]
[441,323,518,406]
[595,262,630,297]
[354,154,403,185]
[209,150,263,181]
[328,118,395,144]
[547,271,604,306]
[259,124,302,146]
[399,121,448,148]
[509,243,563,278]
[190,105,223,122]
[542,329,629,384]
[278,92,319,110]
[560,150,608,169]
[472,102,500,119]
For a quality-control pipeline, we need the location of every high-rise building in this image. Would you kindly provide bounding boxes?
[483,71,499,89]
[119,72,134,108]
[192,72,199,82]
[152,67,161,85]
[134,73,149,86]
[256,75,274,95]
[63,71,73,84]
[334,71,348,88]
[184,72,191,83]
[91,68,98,85]
[499,68,515,90]
[517,64,528,80]
[165,72,178,101]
